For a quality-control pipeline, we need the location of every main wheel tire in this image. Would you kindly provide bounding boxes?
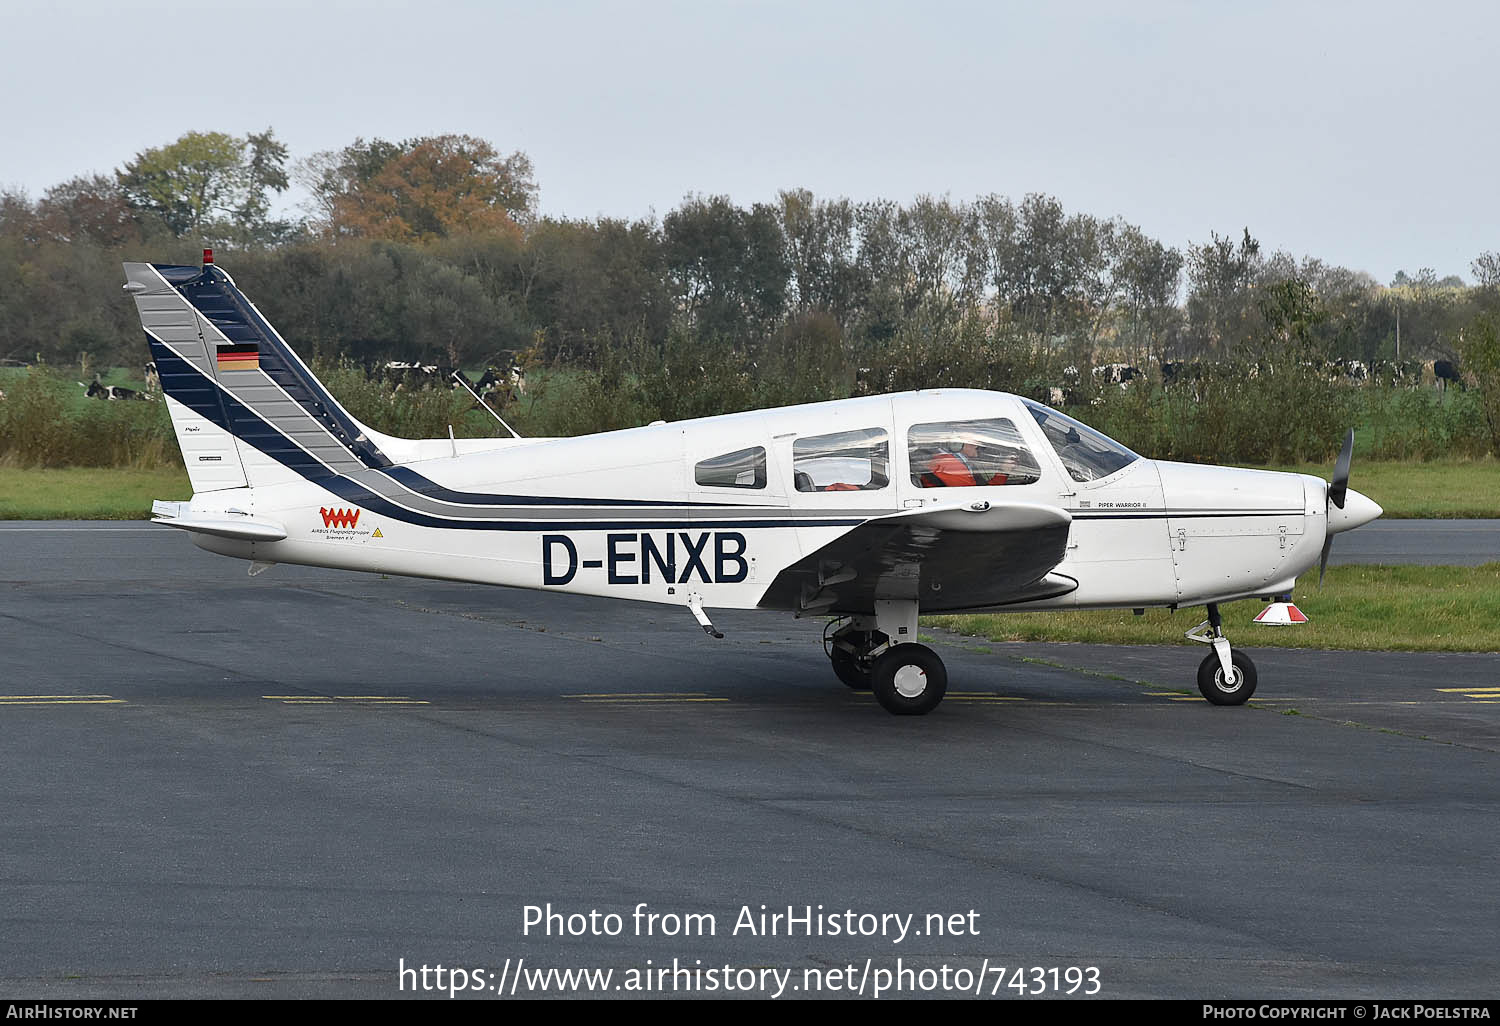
[870,644,947,716]
[831,646,872,690]
[1197,649,1258,705]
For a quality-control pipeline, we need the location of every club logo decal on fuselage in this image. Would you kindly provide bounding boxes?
[542,531,749,586]
[313,507,378,541]
[320,507,361,529]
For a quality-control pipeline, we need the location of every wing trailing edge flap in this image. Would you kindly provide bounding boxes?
[759,499,1076,615]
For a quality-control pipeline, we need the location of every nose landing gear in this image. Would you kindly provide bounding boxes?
[1186,603,1258,704]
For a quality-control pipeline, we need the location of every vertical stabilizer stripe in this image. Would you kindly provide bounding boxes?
[164,264,392,470]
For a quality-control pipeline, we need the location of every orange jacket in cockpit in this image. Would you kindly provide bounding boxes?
[920,450,979,487]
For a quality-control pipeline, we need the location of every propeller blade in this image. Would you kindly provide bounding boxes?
[1318,536,1333,588]
[1328,428,1354,510]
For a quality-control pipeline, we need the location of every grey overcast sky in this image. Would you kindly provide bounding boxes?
[1,0,1494,282]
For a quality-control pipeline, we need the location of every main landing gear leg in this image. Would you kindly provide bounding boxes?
[827,615,883,691]
[867,600,946,716]
[1186,602,1258,705]
[826,602,948,714]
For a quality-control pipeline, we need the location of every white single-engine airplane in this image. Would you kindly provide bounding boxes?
[125,256,1382,715]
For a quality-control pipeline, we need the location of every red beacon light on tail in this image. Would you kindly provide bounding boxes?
[203,248,213,265]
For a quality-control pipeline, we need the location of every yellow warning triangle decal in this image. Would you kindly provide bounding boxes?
[372,528,383,538]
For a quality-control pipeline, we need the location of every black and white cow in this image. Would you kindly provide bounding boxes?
[377,361,461,391]
[451,363,528,409]
[83,380,154,401]
[1331,359,1368,384]
[1093,363,1141,387]
[475,362,526,401]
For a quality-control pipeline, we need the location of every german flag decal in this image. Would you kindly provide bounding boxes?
[216,343,260,372]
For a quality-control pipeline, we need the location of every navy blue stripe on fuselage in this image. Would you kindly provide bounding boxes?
[373,464,759,509]
[319,474,866,533]
[1073,510,1303,520]
[152,336,866,532]
[330,475,864,530]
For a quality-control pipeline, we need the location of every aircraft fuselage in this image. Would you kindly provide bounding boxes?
[183,389,1353,615]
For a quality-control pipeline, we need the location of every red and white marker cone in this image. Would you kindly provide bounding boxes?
[1253,601,1309,626]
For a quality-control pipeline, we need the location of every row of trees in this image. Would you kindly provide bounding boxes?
[1,129,1495,392]
[15,129,535,248]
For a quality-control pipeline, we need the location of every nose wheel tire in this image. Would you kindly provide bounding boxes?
[871,644,947,716]
[1197,650,1258,705]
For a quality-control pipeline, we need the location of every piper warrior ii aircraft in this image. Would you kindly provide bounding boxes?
[125,256,1383,716]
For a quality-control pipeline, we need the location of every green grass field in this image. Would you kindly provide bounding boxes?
[928,563,1500,653]
[1235,458,1499,518]
[0,466,190,519]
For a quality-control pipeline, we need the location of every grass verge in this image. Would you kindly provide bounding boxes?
[1235,458,1499,518]
[928,563,1500,653]
[0,466,190,520]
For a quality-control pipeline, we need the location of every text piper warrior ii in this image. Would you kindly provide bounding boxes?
[125,255,1382,715]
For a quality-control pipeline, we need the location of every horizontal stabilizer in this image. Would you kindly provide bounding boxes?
[150,500,287,542]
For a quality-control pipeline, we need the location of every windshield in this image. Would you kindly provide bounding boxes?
[1023,399,1139,483]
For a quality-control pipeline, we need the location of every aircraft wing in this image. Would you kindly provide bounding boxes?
[759,500,1076,615]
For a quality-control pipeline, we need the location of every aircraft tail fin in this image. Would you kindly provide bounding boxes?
[123,257,395,493]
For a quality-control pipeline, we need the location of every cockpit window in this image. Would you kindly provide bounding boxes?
[908,418,1042,487]
[1023,399,1139,482]
[695,446,767,489]
[793,428,890,492]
